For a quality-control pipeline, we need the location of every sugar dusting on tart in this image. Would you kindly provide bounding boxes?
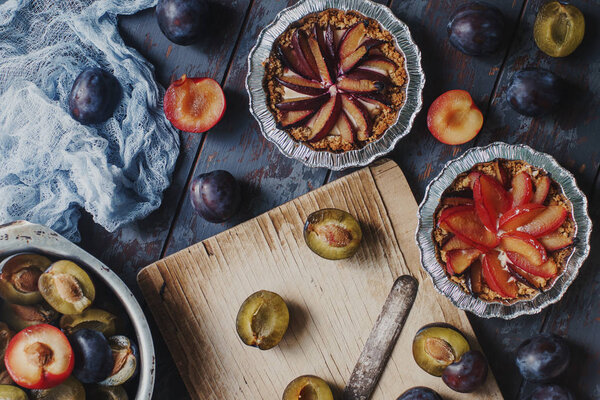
[263,9,407,152]
[432,159,575,304]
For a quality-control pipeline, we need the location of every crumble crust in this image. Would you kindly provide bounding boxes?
[263,9,407,152]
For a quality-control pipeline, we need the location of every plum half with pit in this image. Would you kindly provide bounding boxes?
[516,334,570,382]
[0,385,28,400]
[442,350,488,393]
[282,375,333,400]
[0,253,50,305]
[190,170,241,223]
[447,2,505,56]
[534,1,585,58]
[99,335,139,386]
[1,302,59,332]
[304,209,362,260]
[69,329,113,384]
[5,324,74,389]
[529,384,574,400]
[68,68,121,125]
[506,68,565,117]
[30,376,85,400]
[412,323,470,377]
[397,387,442,400]
[156,0,209,45]
[59,308,117,336]
[38,260,96,315]
[236,290,289,350]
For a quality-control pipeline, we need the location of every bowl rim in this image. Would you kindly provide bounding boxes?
[0,220,155,399]
[415,142,592,319]
[245,0,425,170]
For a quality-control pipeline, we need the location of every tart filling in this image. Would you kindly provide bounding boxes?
[432,159,575,303]
[263,9,407,152]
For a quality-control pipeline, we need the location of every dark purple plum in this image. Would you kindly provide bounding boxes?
[69,329,113,383]
[190,170,241,223]
[516,334,570,382]
[506,68,565,117]
[529,384,574,400]
[156,0,209,45]
[447,2,505,56]
[442,350,488,393]
[397,387,442,400]
[68,68,121,125]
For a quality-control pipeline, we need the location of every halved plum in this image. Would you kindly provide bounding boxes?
[99,336,138,386]
[5,324,74,389]
[539,231,573,251]
[505,251,558,279]
[473,174,511,233]
[532,176,551,204]
[517,205,567,237]
[482,251,518,298]
[236,290,289,350]
[511,171,533,207]
[30,376,85,400]
[500,232,547,266]
[498,203,545,232]
[438,206,499,250]
[283,375,334,400]
[0,385,27,400]
[446,249,481,275]
[164,75,226,133]
[38,260,96,315]
[0,253,50,305]
[1,302,59,332]
[59,308,117,337]
[427,90,483,145]
[304,208,362,260]
[412,323,470,377]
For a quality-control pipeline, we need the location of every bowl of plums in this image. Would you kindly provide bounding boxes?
[0,221,154,400]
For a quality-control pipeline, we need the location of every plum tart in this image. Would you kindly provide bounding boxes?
[432,159,575,303]
[263,9,407,152]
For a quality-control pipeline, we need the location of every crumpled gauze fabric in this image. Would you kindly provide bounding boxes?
[0,0,179,241]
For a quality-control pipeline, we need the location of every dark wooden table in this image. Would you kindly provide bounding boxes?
[77,1,599,398]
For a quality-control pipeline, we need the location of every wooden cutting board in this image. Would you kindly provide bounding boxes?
[137,160,504,400]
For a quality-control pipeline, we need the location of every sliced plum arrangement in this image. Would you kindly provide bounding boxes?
[434,159,575,302]
[304,209,362,260]
[534,1,585,58]
[282,375,333,400]
[156,0,209,46]
[412,324,487,393]
[68,68,121,125]
[236,290,289,350]
[164,75,226,133]
[447,2,505,56]
[264,10,407,151]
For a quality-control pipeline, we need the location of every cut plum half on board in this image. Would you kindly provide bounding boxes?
[5,324,74,389]
[341,94,372,141]
[518,205,568,237]
[532,175,551,204]
[438,206,499,250]
[473,174,512,233]
[539,231,574,251]
[163,75,226,133]
[482,251,518,299]
[442,235,473,251]
[498,203,545,232]
[305,91,342,142]
[276,70,327,96]
[505,251,558,279]
[446,249,481,275]
[511,172,533,207]
[500,232,547,266]
[276,93,329,111]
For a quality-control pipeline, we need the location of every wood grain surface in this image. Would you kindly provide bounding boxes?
[70,1,600,398]
[138,160,503,399]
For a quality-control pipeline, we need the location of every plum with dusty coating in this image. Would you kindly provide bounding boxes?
[506,68,565,117]
[68,68,121,125]
[442,350,488,392]
[282,375,333,400]
[236,290,289,350]
[529,384,574,400]
[412,323,470,377]
[304,209,362,260]
[397,387,442,400]
[156,0,209,45]
[516,334,570,382]
[190,170,241,223]
[447,2,505,56]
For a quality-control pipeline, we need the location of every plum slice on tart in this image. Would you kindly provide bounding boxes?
[264,9,407,152]
[434,159,575,303]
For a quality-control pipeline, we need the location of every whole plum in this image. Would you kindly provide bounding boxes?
[529,384,574,400]
[447,2,505,56]
[156,0,209,45]
[68,68,121,125]
[69,329,113,384]
[190,170,241,223]
[506,68,565,117]
[516,334,570,382]
[441,350,488,393]
[397,387,442,400]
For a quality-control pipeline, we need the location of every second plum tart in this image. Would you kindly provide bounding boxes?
[263,9,407,152]
[433,159,575,303]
